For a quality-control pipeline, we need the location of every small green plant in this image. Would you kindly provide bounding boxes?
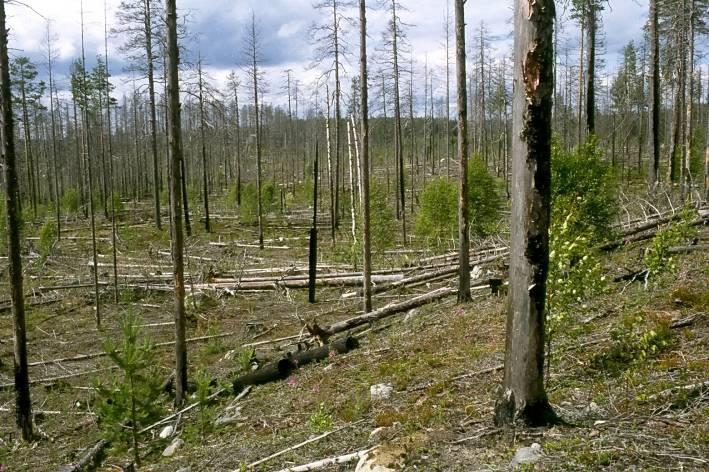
[37,218,57,258]
[61,188,81,214]
[195,370,213,438]
[235,347,256,372]
[593,312,673,373]
[644,207,697,280]
[346,183,398,267]
[307,402,333,433]
[94,312,164,466]
[109,192,124,215]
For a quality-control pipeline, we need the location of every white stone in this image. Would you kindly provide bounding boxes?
[159,425,174,439]
[510,442,543,468]
[370,383,394,401]
[355,449,397,472]
[162,438,184,457]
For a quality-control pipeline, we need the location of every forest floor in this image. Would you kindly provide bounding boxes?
[0,199,707,471]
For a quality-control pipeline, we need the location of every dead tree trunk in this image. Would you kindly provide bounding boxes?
[494,0,558,428]
[1,0,33,441]
[648,0,660,187]
[359,0,373,313]
[455,0,471,302]
[166,0,188,406]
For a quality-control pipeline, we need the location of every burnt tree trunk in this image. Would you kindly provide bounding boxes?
[1,0,34,441]
[166,0,188,406]
[494,0,558,428]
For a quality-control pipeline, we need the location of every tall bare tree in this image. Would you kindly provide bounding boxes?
[114,0,162,229]
[455,0,471,303]
[166,0,188,406]
[494,0,558,427]
[1,0,34,442]
[359,0,373,312]
[648,0,661,187]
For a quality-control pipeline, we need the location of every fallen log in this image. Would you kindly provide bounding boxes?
[273,448,374,472]
[56,439,110,472]
[232,337,359,393]
[322,287,457,337]
[600,215,708,252]
[244,420,365,470]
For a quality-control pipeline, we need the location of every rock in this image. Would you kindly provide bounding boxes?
[162,438,184,457]
[403,309,418,323]
[222,349,236,361]
[355,445,405,472]
[368,427,386,442]
[370,383,394,402]
[510,442,543,468]
[215,407,245,427]
[585,401,604,416]
[159,425,174,439]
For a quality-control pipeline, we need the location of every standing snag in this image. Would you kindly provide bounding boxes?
[494,0,558,427]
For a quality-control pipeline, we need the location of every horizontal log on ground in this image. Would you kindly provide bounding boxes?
[200,274,404,291]
[322,287,457,337]
[667,244,709,254]
[232,337,359,393]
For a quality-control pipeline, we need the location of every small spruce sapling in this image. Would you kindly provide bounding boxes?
[94,312,164,466]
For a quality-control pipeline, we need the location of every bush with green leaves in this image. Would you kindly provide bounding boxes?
[109,192,124,215]
[551,137,618,242]
[37,218,57,258]
[644,207,697,280]
[94,313,164,465]
[593,312,673,373]
[239,183,258,224]
[225,184,240,211]
[61,188,80,214]
[546,205,606,353]
[467,157,502,236]
[414,178,457,243]
[307,402,333,433]
[414,158,501,243]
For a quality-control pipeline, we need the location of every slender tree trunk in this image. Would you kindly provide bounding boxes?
[104,1,119,303]
[144,0,161,230]
[494,0,557,428]
[390,0,406,245]
[80,2,101,330]
[577,15,585,146]
[1,0,33,441]
[455,0,471,303]
[197,57,210,232]
[681,0,694,201]
[46,24,61,241]
[648,0,660,187]
[359,0,372,313]
[585,0,596,135]
[166,0,188,407]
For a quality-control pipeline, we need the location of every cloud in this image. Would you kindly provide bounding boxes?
[5,0,654,109]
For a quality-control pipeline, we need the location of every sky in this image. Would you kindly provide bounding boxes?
[4,0,652,110]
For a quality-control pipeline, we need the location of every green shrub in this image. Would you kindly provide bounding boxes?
[644,207,697,280]
[592,312,673,373]
[262,180,277,214]
[109,192,124,215]
[414,158,501,243]
[239,183,258,224]
[552,137,618,242]
[94,312,164,465]
[61,188,81,214]
[307,402,333,433]
[38,218,57,258]
[467,157,502,236]
[225,184,240,211]
[415,178,458,243]
[547,205,606,347]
